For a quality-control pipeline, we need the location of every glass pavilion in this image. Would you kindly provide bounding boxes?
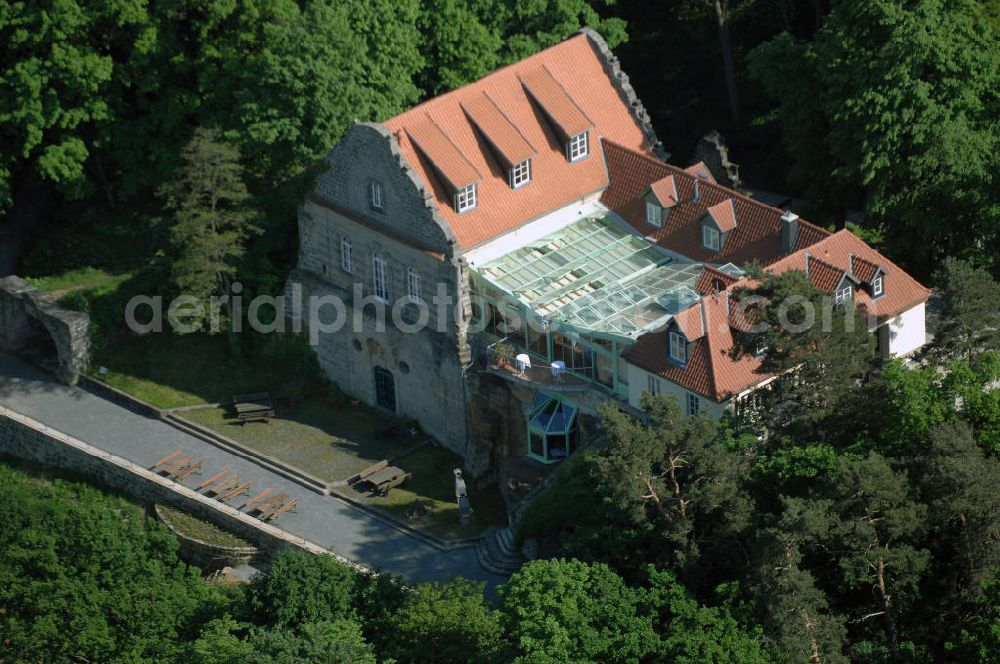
[469,213,712,462]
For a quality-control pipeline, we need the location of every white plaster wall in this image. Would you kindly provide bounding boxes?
[464,195,606,266]
[885,302,926,357]
[626,363,729,419]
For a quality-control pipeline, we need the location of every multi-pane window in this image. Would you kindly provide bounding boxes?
[645,201,662,227]
[340,238,353,273]
[567,132,588,162]
[687,393,700,417]
[702,225,720,251]
[509,159,531,189]
[669,332,687,363]
[834,285,853,305]
[407,268,422,303]
[647,373,660,396]
[872,274,883,297]
[455,183,477,213]
[372,255,389,302]
[369,181,384,211]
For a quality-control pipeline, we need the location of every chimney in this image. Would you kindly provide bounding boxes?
[804,252,812,276]
[780,210,799,253]
[693,179,701,203]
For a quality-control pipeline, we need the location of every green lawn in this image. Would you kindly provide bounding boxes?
[157,505,252,548]
[180,396,413,483]
[26,267,132,297]
[344,445,508,540]
[91,333,326,409]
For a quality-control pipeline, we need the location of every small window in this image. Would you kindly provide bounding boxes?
[687,393,700,417]
[567,132,588,162]
[509,159,531,189]
[834,285,853,305]
[340,238,353,273]
[407,268,422,303]
[372,255,389,302]
[369,181,384,211]
[455,183,477,213]
[872,274,883,297]
[647,374,660,396]
[669,332,687,364]
[702,225,720,252]
[645,201,662,228]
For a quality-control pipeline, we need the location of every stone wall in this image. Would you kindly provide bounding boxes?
[691,131,742,190]
[0,275,90,384]
[0,405,367,572]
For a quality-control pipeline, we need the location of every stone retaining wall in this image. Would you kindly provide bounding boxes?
[154,504,259,571]
[0,404,369,574]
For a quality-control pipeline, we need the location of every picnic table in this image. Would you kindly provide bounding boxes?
[364,465,410,495]
[233,392,275,423]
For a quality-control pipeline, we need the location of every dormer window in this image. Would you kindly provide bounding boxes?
[509,159,531,189]
[702,225,720,252]
[567,132,588,162]
[669,331,687,364]
[834,284,853,305]
[455,183,477,213]
[872,274,884,297]
[645,202,662,228]
[369,181,384,211]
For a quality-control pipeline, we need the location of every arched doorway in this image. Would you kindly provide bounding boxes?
[373,367,396,413]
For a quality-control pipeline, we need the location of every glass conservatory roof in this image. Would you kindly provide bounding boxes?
[528,392,578,434]
[473,214,704,339]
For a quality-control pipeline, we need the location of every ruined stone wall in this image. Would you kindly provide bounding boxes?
[0,275,90,384]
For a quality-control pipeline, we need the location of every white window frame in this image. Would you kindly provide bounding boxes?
[369,181,384,211]
[669,331,687,364]
[455,183,477,213]
[372,255,389,302]
[407,267,422,303]
[509,159,531,189]
[647,373,660,396]
[340,238,353,274]
[687,393,700,417]
[702,225,720,251]
[834,285,853,305]
[872,274,883,297]
[567,132,589,162]
[645,201,662,228]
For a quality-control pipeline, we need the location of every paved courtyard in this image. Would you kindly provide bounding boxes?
[0,352,505,586]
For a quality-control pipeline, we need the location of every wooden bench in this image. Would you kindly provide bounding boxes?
[209,474,244,497]
[262,498,298,521]
[172,459,203,481]
[159,455,194,477]
[251,492,288,515]
[151,450,183,470]
[241,488,273,511]
[196,470,229,491]
[220,482,251,503]
[232,392,275,424]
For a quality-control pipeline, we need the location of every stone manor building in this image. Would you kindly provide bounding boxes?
[285,30,930,476]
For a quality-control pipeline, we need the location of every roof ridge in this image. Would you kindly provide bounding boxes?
[383,33,590,125]
[603,140,832,240]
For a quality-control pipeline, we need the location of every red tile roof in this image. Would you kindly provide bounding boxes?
[460,94,536,167]
[672,302,706,340]
[685,161,716,183]
[383,33,653,249]
[706,199,737,233]
[850,254,881,283]
[601,141,830,265]
[406,116,481,190]
[519,65,594,139]
[649,175,679,207]
[805,254,846,292]
[767,229,931,322]
[625,294,769,402]
[695,265,740,295]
